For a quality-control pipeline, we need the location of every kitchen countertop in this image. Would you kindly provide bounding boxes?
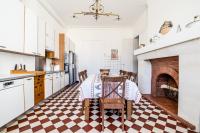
[46,70,68,74]
[0,74,34,82]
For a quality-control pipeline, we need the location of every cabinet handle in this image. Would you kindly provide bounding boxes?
[27,78,32,80]
[0,45,6,48]
[3,81,14,87]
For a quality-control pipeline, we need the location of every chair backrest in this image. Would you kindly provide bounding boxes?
[100,69,110,76]
[84,70,88,78]
[127,72,137,82]
[119,70,126,76]
[102,76,126,99]
[79,71,85,83]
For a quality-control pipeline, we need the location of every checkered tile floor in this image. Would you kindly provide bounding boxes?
[0,83,196,133]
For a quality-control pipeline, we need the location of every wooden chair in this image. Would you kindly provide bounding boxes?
[127,72,137,82]
[100,69,110,76]
[78,71,85,83]
[100,76,126,131]
[79,70,88,83]
[119,70,126,76]
[83,70,88,79]
[79,70,88,114]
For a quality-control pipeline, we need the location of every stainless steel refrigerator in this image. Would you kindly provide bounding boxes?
[69,51,77,85]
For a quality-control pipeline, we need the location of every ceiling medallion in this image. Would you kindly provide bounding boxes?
[73,0,120,21]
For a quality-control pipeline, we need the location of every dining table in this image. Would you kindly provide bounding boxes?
[79,74,142,120]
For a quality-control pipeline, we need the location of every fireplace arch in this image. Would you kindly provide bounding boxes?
[150,56,179,97]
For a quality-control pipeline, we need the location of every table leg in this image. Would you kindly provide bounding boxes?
[84,99,90,120]
[127,100,132,120]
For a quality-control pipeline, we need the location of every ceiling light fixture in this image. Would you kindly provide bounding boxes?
[73,0,120,21]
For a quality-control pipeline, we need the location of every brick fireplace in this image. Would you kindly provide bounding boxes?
[150,56,179,101]
[135,37,200,131]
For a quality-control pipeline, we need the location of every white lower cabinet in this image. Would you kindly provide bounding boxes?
[0,79,24,127]
[24,77,34,111]
[60,72,65,89]
[53,73,61,93]
[64,73,69,86]
[45,74,53,98]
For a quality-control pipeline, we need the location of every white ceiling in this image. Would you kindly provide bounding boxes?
[43,0,147,28]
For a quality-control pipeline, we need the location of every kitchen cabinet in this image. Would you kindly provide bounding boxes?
[65,37,70,53]
[54,31,60,59]
[0,79,24,127]
[37,17,46,57]
[46,23,55,51]
[69,39,75,52]
[45,74,53,98]
[0,0,24,53]
[24,77,34,111]
[60,72,65,89]
[64,73,69,86]
[24,7,38,55]
[53,73,61,93]
[34,75,45,105]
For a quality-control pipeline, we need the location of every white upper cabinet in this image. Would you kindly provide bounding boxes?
[37,18,46,57]
[0,0,24,52]
[54,31,59,59]
[24,7,38,55]
[65,37,70,53]
[46,23,55,51]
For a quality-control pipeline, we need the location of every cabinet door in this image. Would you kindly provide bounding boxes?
[61,76,65,89]
[0,0,24,52]
[53,73,61,93]
[37,18,46,57]
[0,84,24,127]
[46,23,55,51]
[64,73,69,86]
[24,77,34,111]
[24,7,38,55]
[65,37,69,53]
[45,78,53,98]
[54,31,59,59]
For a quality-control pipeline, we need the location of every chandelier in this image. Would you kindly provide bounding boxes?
[73,0,120,21]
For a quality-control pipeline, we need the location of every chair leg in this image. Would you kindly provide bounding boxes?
[121,108,124,131]
[102,108,104,131]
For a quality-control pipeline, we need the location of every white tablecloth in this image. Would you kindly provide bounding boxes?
[79,74,142,104]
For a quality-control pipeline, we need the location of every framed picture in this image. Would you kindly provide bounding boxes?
[111,49,118,60]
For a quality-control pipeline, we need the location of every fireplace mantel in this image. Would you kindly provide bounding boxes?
[134,27,200,56]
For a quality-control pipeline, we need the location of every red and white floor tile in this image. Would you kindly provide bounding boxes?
[0,84,196,133]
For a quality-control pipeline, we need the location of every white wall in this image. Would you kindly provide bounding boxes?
[0,52,35,75]
[67,28,136,75]
[132,9,148,45]
[133,0,200,46]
